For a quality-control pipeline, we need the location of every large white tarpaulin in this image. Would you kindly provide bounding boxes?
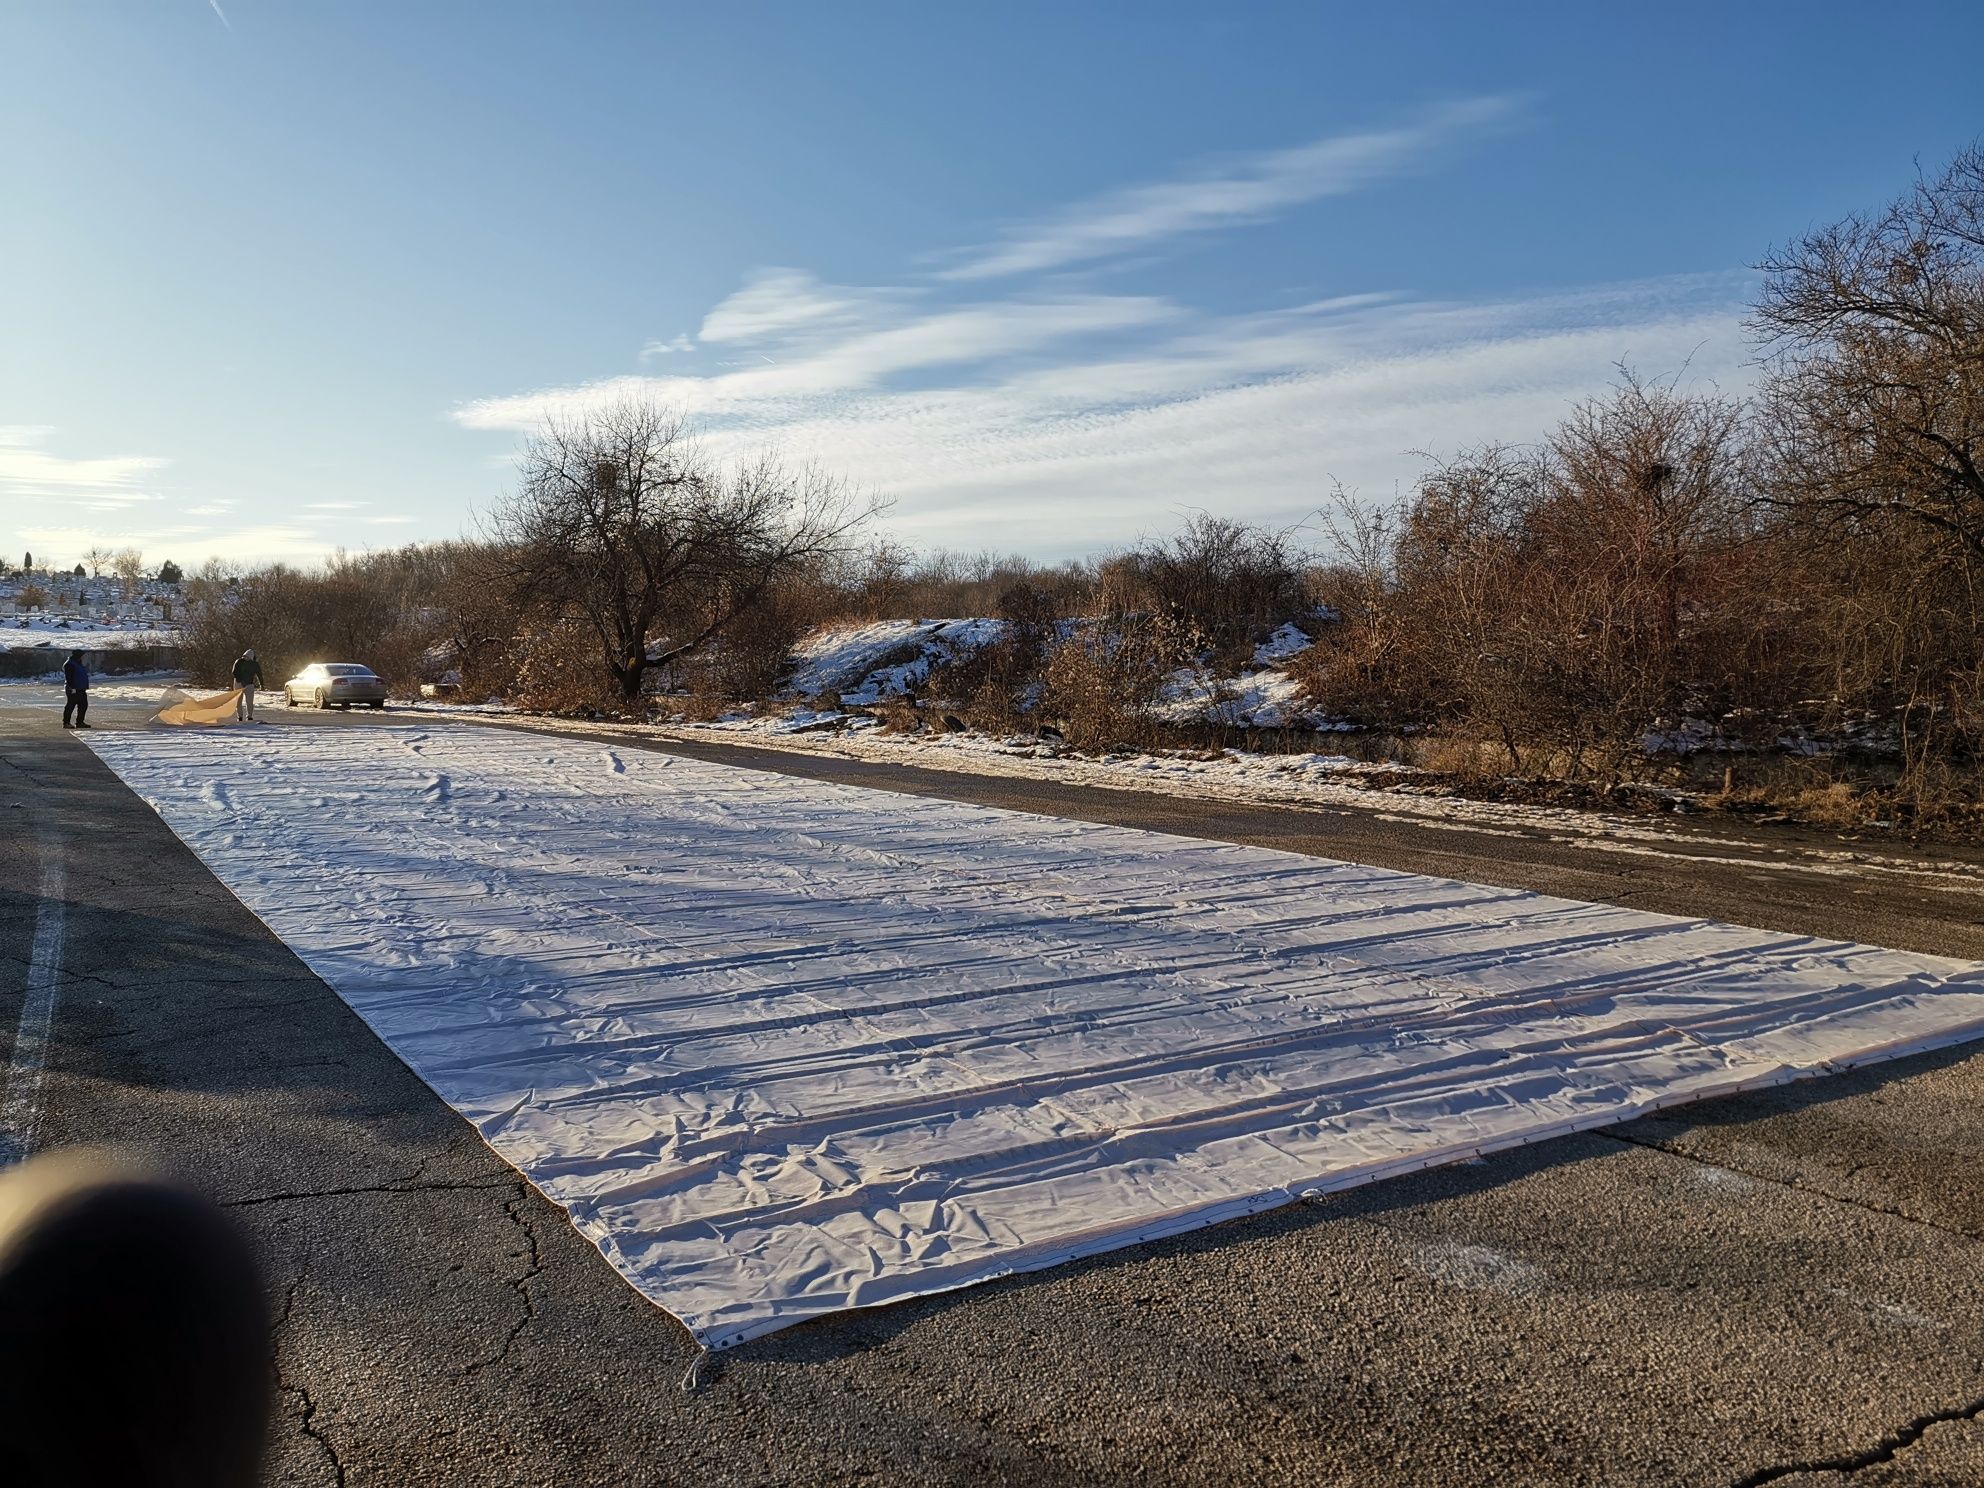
[86,726,1984,1349]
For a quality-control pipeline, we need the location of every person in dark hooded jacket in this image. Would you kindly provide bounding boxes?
[61,650,90,729]
[231,650,264,722]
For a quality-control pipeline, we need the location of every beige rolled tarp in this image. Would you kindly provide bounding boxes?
[154,688,245,726]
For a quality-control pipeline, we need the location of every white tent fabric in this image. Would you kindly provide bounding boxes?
[86,726,1984,1350]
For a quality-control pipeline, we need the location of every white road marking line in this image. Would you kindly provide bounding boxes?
[0,847,67,1167]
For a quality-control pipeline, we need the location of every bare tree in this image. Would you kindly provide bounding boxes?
[490,399,882,702]
[1544,369,1752,706]
[83,545,113,579]
[1752,145,1984,563]
[110,547,145,596]
[182,557,237,611]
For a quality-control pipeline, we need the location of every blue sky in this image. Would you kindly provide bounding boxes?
[5,2,1981,569]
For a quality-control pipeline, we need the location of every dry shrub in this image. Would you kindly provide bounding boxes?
[512,615,617,713]
[920,582,1065,732]
[1296,379,1803,783]
[925,642,1031,730]
[678,576,822,703]
[874,695,922,733]
[1038,619,1172,752]
[965,681,1015,733]
[831,543,1093,622]
[180,545,485,692]
[1413,735,1505,780]
[1100,514,1306,666]
[673,691,732,723]
[1791,782,1871,830]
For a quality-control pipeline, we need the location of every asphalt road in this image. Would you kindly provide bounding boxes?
[2,687,1982,1486]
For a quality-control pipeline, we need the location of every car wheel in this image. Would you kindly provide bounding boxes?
[285,692,297,707]
[315,690,326,709]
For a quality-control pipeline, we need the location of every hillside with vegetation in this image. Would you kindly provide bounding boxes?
[163,151,1983,833]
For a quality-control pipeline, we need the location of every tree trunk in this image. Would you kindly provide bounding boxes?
[616,652,645,701]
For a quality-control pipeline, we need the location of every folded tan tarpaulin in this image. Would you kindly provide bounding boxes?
[155,688,245,726]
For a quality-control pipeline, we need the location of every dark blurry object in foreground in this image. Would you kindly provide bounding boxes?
[0,1150,269,1488]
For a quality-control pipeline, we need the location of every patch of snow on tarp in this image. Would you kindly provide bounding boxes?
[85,726,1984,1350]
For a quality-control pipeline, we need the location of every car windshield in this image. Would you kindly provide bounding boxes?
[325,665,375,677]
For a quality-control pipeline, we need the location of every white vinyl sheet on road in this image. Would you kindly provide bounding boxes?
[85,725,1984,1349]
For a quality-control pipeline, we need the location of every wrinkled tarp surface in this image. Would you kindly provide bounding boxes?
[154,687,244,726]
[87,725,1984,1349]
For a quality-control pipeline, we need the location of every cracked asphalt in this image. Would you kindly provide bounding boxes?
[3,691,1983,1486]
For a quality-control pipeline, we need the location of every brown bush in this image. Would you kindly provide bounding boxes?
[1101,514,1306,666]
[828,543,1095,622]
[1037,618,1175,752]
[677,575,825,703]
[511,613,617,714]
[923,637,1036,731]
[874,694,922,733]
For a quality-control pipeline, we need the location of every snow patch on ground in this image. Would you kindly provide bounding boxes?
[0,673,192,700]
[395,697,518,715]
[2,629,182,652]
[1160,665,1335,729]
[781,616,1332,727]
[784,618,1008,704]
[1252,622,1314,666]
[1,617,181,651]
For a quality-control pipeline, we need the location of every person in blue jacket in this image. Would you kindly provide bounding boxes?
[61,650,90,730]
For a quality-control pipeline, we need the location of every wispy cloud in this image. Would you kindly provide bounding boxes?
[453,104,1755,557]
[640,334,695,360]
[0,430,339,565]
[462,286,1175,430]
[458,274,1752,554]
[304,501,369,511]
[940,96,1525,280]
[0,427,173,521]
[697,269,907,345]
[714,284,1752,551]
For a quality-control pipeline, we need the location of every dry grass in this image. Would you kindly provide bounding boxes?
[874,695,922,733]
[672,691,732,723]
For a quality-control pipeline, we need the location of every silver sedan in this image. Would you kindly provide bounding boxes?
[283,662,389,710]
